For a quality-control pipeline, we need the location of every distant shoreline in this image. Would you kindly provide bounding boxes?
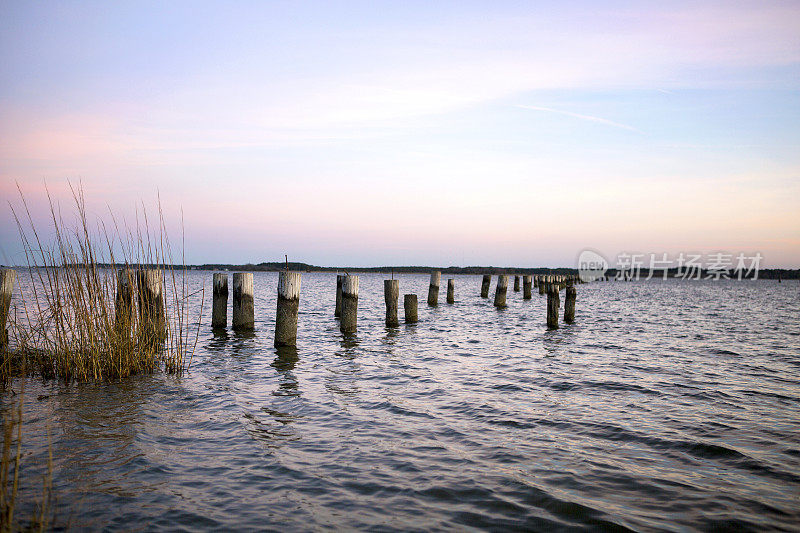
[193,263,799,279]
[4,261,798,279]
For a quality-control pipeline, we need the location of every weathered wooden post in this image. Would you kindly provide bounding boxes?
[547,285,560,329]
[564,284,576,324]
[212,273,228,329]
[404,294,418,323]
[539,275,546,295]
[232,272,254,331]
[340,275,358,334]
[494,275,508,308]
[137,269,166,341]
[0,269,16,349]
[522,275,532,299]
[481,274,491,298]
[114,268,136,343]
[115,268,135,334]
[384,279,399,327]
[514,275,520,292]
[275,271,301,346]
[446,278,455,304]
[335,274,344,317]
[428,271,441,306]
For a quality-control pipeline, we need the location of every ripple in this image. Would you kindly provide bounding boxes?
[6,274,800,531]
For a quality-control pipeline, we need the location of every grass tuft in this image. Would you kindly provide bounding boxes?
[1,183,202,384]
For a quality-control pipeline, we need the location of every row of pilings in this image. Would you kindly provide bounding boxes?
[487,273,579,329]
[207,271,586,347]
[0,268,587,354]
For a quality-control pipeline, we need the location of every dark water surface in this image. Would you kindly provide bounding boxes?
[4,273,800,531]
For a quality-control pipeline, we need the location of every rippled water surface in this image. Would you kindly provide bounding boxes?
[4,273,800,531]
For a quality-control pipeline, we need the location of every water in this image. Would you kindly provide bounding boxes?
[4,273,800,531]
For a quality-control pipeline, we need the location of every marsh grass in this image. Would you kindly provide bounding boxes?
[1,183,202,384]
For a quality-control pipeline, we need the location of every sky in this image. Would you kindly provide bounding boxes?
[1,0,799,268]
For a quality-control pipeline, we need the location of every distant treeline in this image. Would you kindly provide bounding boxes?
[193,262,577,275]
[605,268,799,280]
[189,262,800,279]
[5,262,798,279]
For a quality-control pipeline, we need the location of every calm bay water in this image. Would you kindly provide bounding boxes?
[4,273,800,531]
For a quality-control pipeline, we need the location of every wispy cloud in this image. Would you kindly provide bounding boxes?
[516,105,643,134]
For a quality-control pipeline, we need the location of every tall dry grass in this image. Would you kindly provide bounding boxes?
[1,183,202,383]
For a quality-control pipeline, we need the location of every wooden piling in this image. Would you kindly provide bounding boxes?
[340,275,359,334]
[384,279,399,327]
[115,269,134,334]
[539,275,546,295]
[335,274,344,317]
[428,271,441,306]
[514,275,520,292]
[233,272,254,331]
[547,285,560,329]
[446,278,455,304]
[494,275,508,308]
[564,285,576,324]
[522,275,532,299]
[481,274,491,298]
[275,271,301,347]
[137,269,166,341]
[404,294,418,323]
[212,273,228,329]
[0,269,16,349]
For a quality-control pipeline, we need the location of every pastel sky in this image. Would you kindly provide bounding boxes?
[1,1,799,267]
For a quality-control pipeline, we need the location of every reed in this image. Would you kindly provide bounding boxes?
[1,183,202,384]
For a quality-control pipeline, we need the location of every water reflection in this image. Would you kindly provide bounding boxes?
[542,328,565,356]
[207,328,229,352]
[339,333,359,355]
[273,379,300,397]
[327,338,362,398]
[243,410,301,448]
[244,347,303,447]
[272,346,300,397]
[229,329,257,358]
[272,346,299,371]
[381,326,400,350]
